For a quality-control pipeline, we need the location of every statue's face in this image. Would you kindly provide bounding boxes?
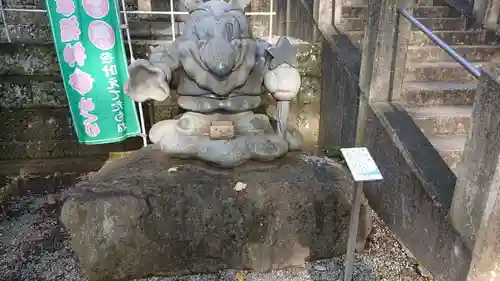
[185,1,251,77]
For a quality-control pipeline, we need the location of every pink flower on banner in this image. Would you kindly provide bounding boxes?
[82,0,110,19]
[55,0,75,16]
[60,16,81,42]
[79,97,96,112]
[88,20,115,50]
[63,42,87,67]
[78,98,100,137]
[69,68,94,95]
[84,123,101,137]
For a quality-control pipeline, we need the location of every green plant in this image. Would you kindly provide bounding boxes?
[321,147,346,165]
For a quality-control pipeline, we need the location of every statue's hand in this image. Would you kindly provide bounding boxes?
[123,59,171,102]
[264,64,301,101]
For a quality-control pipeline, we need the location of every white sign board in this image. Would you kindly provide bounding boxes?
[340,147,383,182]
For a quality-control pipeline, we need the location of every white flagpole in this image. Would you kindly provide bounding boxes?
[169,0,176,41]
[118,0,148,147]
[0,0,12,43]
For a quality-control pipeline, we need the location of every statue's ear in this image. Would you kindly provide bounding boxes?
[180,0,202,12]
[231,0,250,10]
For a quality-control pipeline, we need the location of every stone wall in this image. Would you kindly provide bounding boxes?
[0,0,322,198]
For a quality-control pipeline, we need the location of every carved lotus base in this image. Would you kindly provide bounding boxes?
[149,111,302,167]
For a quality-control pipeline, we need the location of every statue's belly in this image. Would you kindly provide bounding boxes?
[177,69,265,97]
[178,95,264,113]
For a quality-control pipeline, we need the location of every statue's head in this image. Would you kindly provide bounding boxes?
[179,0,253,77]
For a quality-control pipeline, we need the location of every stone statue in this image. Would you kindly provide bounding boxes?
[124,0,302,167]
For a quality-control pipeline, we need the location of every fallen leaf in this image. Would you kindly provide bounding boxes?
[313,265,327,271]
[168,167,178,172]
[233,182,247,191]
[416,264,432,278]
[235,272,245,281]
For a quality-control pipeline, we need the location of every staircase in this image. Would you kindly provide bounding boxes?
[337,0,500,172]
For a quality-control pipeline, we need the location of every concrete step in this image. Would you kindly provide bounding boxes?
[347,30,494,50]
[429,134,466,171]
[404,61,485,83]
[0,106,83,142]
[401,82,477,106]
[339,17,467,31]
[0,140,140,161]
[0,107,143,160]
[407,45,499,62]
[0,17,184,42]
[410,30,496,46]
[0,76,65,108]
[0,42,146,76]
[341,5,455,18]
[335,0,447,5]
[407,105,472,137]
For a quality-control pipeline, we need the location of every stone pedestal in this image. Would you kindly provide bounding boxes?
[60,146,372,281]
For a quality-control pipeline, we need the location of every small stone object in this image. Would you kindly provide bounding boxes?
[210,121,235,140]
[233,182,247,191]
[168,167,178,172]
[266,37,298,69]
[46,194,56,205]
[416,264,432,278]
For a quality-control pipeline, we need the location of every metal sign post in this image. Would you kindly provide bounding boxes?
[340,147,383,281]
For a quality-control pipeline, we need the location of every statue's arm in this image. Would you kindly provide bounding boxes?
[124,44,181,102]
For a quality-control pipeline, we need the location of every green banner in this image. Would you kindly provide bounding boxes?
[45,0,141,144]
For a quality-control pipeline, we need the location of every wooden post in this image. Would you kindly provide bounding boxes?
[450,61,500,280]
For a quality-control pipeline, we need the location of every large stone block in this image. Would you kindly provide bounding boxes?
[60,146,372,281]
[0,78,66,108]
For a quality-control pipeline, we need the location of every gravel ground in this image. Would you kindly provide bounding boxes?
[0,191,430,281]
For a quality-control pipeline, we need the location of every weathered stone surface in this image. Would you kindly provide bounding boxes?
[267,100,320,151]
[0,43,149,76]
[401,82,477,106]
[297,76,321,104]
[0,43,59,76]
[296,44,321,77]
[405,63,481,83]
[348,30,499,51]
[0,141,134,160]
[0,107,73,142]
[364,103,471,281]
[340,17,466,32]
[0,43,321,77]
[60,146,372,281]
[407,45,497,63]
[0,78,65,108]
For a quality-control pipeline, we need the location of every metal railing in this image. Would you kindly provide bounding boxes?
[398,8,481,79]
